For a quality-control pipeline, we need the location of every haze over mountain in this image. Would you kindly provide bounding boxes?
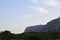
[25,17,60,32]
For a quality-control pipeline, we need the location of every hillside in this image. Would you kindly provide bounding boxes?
[25,17,60,32]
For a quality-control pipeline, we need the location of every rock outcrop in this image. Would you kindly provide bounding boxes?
[46,17,60,31]
[25,25,45,32]
[24,17,60,32]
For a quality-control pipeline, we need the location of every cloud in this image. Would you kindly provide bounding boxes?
[31,0,59,7]
[43,0,59,6]
[42,0,60,8]
[32,0,38,3]
[57,5,60,8]
[23,14,32,18]
[30,6,48,14]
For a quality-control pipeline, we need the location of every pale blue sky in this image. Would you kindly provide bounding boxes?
[0,0,60,33]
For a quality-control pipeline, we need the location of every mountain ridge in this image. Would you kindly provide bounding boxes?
[24,17,60,32]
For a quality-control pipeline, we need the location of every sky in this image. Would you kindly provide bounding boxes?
[0,0,60,33]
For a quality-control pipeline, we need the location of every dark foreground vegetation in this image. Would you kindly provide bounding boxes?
[0,30,60,40]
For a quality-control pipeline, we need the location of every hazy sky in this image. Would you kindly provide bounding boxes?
[0,0,60,33]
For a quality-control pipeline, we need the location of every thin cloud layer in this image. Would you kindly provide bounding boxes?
[30,0,60,15]
[32,0,59,6]
[32,0,38,3]
[43,0,59,6]
[30,6,48,14]
[23,14,32,18]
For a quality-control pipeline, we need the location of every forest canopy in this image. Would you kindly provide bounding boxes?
[0,30,60,40]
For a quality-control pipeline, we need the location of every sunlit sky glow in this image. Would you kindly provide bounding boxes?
[0,0,60,33]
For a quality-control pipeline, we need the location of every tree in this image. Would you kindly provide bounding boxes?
[2,30,11,40]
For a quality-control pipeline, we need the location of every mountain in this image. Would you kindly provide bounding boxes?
[24,17,60,32]
[46,17,60,31]
[24,25,45,32]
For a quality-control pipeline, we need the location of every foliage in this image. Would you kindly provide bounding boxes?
[0,30,60,40]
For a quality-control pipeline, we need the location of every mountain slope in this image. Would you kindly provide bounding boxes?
[24,17,60,32]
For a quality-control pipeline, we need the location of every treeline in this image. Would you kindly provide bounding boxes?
[0,30,60,40]
[21,31,60,40]
[0,30,21,40]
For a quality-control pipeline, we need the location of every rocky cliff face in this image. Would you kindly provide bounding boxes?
[24,17,60,32]
[46,17,60,31]
[24,25,46,32]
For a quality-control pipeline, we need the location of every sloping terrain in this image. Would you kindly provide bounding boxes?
[25,17,60,32]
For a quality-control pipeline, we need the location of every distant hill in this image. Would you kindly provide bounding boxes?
[46,17,60,31]
[24,17,60,32]
[25,25,45,32]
